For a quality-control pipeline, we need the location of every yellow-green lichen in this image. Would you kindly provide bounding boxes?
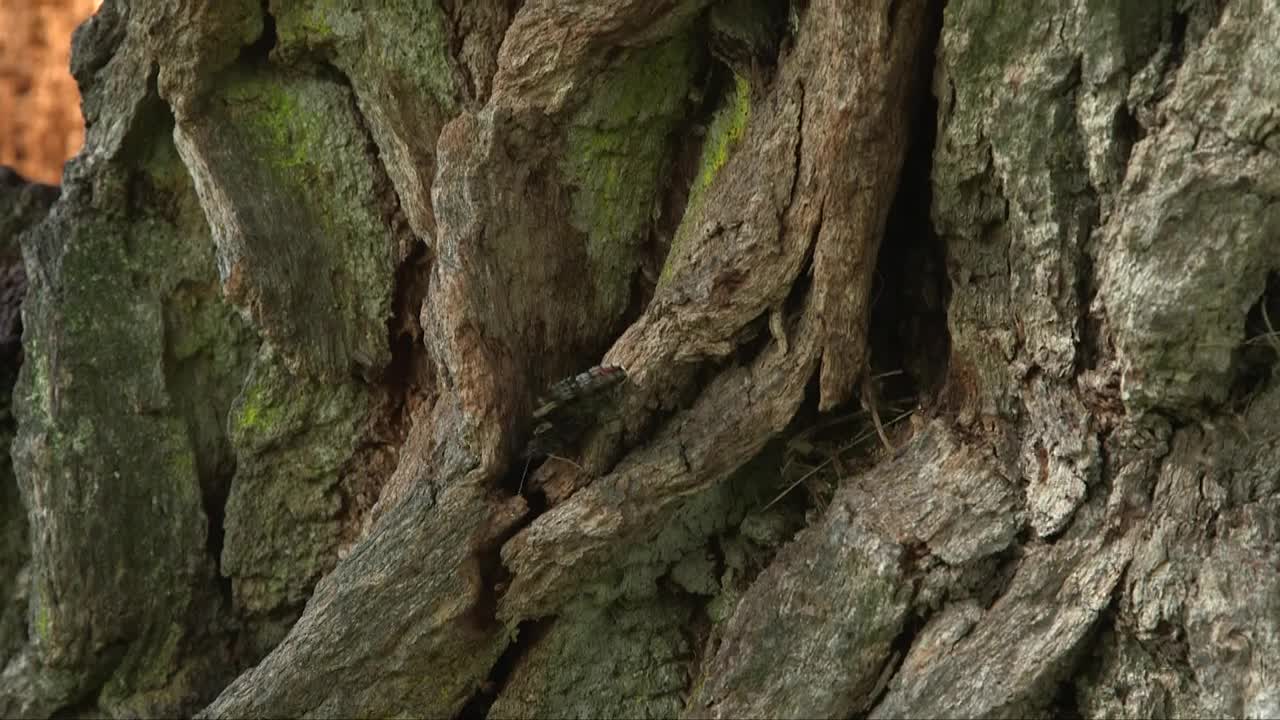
[223,77,314,174]
[276,4,338,49]
[205,68,396,376]
[688,73,752,211]
[233,381,287,436]
[656,74,751,289]
[562,33,699,317]
[35,600,52,643]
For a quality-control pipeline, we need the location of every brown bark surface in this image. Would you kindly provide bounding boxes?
[2,0,1279,718]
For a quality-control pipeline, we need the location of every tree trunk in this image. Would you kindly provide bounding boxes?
[2,0,1278,718]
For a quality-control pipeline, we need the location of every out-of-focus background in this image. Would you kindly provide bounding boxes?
[0,0,101,185]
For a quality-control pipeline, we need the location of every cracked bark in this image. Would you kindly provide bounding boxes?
[2,0,1280,718]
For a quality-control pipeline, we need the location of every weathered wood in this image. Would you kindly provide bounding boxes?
[3,0,1279,717]
[686,422,1014,719]
[0,170,57,717]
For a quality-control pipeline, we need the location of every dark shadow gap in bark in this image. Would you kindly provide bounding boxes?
[871,603,930,714]
[47,640,130,719]
[706,0,790,90]
[204,479,234,612]
[459,619,550,720]
[1075,93,1114,379]
[1049,664,1087,719]
[633,57,739,328]
[1078,246,1105,376]
[1113,101,1143,168]
[470,489,540,635]
[500,455,549,515]
[301,53,431,550]
[380,238,433,419]
[315,54,423,379]
[1228,271,1280,411]
[1048,600,1119,720]
[867,0,949,406]
[0,224,27,394]
[1074,198,1103,381]
[240,1,277,66]
[1062,59,1106,387]
[49,691,102,720]
[765,379,833,511]
[381,320,423,420]
[1166,7,1192,73]
[978,538,1027,610]
[138,80,237,619]
[121,68,171,214]
[159,294,238,619]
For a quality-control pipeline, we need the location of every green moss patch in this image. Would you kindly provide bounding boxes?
[222,344,374,615]
[689,73,751,210]
[658,73,752,289]
[561,33,700,318]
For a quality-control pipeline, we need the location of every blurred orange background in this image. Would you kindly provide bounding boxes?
[0,0,101,185]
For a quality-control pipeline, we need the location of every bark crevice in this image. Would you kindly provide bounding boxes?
[5,0,1279,717]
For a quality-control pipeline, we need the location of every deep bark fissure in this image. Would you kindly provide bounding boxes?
[459,618,547,719]
[382,243,434,412]
[874,603,928,709]
[440,4,478,107]
[868,1,948,400]
[1230,272,1280,408]
[151,104,245,646]
[241,2,277,66]
[7,0,1280,717]
[319,53,428,552]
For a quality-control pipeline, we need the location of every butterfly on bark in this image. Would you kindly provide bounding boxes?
[523,365,627,460]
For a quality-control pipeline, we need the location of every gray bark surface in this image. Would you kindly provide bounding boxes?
[1,0,1278,718]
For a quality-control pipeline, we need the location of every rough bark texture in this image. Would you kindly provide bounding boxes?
[2,0,1279,718]
[0,169,58,709]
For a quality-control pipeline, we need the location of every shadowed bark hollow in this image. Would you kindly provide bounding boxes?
[2,0,1279,718]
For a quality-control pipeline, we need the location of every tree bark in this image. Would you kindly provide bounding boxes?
[2,0,1279,718]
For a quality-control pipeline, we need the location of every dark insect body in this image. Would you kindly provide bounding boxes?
[524,365,627,459]
[535,365,626,416]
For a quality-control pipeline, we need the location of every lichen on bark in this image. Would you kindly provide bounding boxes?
[0,170,57,695]
[4,92,248,716]
[5,0,1280,718]
[562,31,700,318]
[221,344,374,616]
[175,66,397,379]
